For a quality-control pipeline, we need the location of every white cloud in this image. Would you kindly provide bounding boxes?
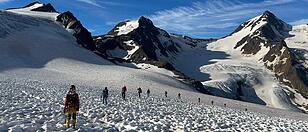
[76,0,127,8]
[150,0,295,36]
[76,0,103,8]
[0,0,13,3]
[290,19,308,25]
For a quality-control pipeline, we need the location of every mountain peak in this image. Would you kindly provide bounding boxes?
[259,10,280,23]
[138,16,154,27]
[23,2,42,8]
[31,3,58,13]
[233,10,291,54]
[262,10,274,17]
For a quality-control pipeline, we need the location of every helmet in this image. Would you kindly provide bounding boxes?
[70,85,76,92]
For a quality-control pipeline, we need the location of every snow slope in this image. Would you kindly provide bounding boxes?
[115,20,139,36]
[7,3,58,20]
[105,12,306,112]
[286,24,308,49]
[1,6,308,131]
[284,24,308,109]
[201,14,301,111]
[1,78,308,131]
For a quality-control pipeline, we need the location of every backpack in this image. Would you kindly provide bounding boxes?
[103,89,108,96]
[138,88,142,93]
[66,93,78,107]
[122,87,127,92]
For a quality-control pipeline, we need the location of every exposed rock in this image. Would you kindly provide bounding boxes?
[23,2,41,8]
[56,11,95,50]
[31,3,58,13]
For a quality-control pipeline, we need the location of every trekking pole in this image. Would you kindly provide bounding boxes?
[63,108,66,125]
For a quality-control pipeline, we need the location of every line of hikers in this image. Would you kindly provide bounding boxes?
[63,85,239,128]
[101,86,154,104]
[63,85,175,128]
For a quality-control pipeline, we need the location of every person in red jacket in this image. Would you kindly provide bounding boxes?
[64,85,80,128]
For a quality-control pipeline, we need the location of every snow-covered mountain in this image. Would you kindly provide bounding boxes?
[92,10,308,112]
[56,11,96,51]
[205,11,308,111]
[7,2,95,51]
[94,16,212,94]
[94,16,185,64]
[7,2,58,13]
[91,10,308,112]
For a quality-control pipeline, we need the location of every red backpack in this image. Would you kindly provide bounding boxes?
[65,92,79,108]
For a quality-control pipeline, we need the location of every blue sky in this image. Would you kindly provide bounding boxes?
[0,0,308,38]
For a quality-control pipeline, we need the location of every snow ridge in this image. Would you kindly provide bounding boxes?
[115,20,139,36]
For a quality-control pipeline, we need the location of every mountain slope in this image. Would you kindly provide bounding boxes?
[56,11,96,50]
[0,10,110,71]
[94,16,181,63]
[94,16,211,94]
[205,11,308,111]
[92,11,308,112]
[1,78,308,131]
[7,2,95,51]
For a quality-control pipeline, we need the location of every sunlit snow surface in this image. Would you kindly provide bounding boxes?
[1,78,308,131]
[115,20,139,36]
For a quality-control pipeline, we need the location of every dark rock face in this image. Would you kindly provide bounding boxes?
[56,11,95,50]
[23,2,41,8]
[232,11,308,99]
[263,41,307,98]
[31,3,58,13]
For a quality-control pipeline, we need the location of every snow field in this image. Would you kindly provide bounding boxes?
[1,78,308,131]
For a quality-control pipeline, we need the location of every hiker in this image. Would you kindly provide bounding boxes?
[165,91,168,98]
[211,100,214,105]
[137,87,142,98]
[146,89,150,97]
[64,85,80,129]
[101,87,109,105]
[198,98,201,103]
[224,104,226,107]
[178,93,181,99]
[122,86,127,100]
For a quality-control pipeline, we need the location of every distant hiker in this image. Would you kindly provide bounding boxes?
[198,98,201,103]
[122,86,127,100]
[224,104,226,107]
[146,89,150,97]
[101,87,109,105]
[137,87,142,98]
[64,85,80,129]
[165,91,168,98]
[211,100,214,105]
[178,93,181,99]
[245,108,248,111]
